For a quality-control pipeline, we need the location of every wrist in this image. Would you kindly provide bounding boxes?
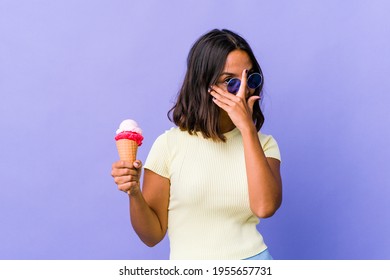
[127,185,141,197]
[238,123,258,137]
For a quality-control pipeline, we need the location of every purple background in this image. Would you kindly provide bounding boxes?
[1,0,389,260]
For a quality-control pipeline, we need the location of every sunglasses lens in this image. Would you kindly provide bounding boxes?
[247,73,262,89]
[227,78,241,94]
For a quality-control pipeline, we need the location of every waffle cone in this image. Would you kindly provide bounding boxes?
[116,139,138,162]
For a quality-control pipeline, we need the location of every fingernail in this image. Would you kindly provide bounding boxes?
[245,69,248,73]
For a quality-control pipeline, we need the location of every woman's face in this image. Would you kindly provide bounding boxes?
[217,49,255,98]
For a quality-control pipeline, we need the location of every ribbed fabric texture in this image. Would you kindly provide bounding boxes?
[144,127,281,259]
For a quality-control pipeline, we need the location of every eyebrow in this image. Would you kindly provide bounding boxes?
[220,72,236,76]
[220,68,254,76]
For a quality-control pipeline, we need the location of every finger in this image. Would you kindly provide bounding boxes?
[114,171,140,183]
[133,160,143,169]
[209,85,239,106]
[111,165,135,176]
[117,181,139,193]
[114,175,129,185]
[211,84,237,99]
[247,95,261,115]
[112,160,132,169]
[212,95,232,112]
[236,69,248,98]
[117,182,130,192]
[133,160,143,183]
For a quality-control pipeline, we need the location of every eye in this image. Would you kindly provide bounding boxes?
[223,77,233,84]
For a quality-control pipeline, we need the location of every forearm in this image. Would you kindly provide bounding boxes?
[128,190,165,247]
[241,127,282,218]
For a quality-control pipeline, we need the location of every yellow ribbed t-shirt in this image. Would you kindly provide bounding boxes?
[144,127,281,259]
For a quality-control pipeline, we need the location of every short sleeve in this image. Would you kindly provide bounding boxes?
[143,133,170,178]
[259,134,281,162]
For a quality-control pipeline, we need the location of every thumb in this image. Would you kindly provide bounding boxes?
[247,95,260,114]
[133,160,143,169]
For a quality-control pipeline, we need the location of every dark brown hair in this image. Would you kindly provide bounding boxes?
[168,29,264,141]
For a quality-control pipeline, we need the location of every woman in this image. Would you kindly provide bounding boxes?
[111,29,282,260]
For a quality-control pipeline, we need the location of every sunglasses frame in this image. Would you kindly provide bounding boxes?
[227,72,263,94]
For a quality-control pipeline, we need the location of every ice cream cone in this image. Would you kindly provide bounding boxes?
[116,139,138,163]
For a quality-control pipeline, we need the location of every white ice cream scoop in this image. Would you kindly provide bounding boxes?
[116,119,142,135]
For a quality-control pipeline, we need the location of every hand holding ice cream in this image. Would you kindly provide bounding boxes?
[113,119,144,195]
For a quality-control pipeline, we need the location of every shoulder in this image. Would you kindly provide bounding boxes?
[258,132,281,161]
[151,127,188,149]
[258,132,277,145]
[156,127,183,137]
[153,127,184,142]
[145,128,182,168]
